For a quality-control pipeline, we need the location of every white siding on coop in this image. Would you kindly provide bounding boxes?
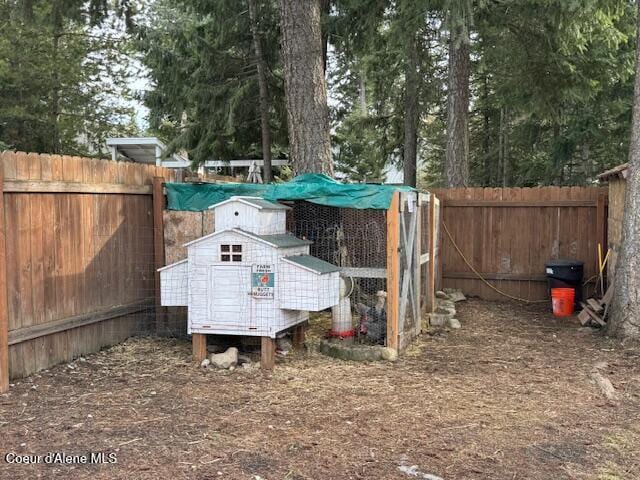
[213,198,288,235]
[158,259,188,306]
[278,259,340,312]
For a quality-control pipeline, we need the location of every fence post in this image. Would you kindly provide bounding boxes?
[0,162,8,392]
[414,193,422,335]
[426,193,437,313]
[386,191,400,350]
[596,192,607,273]
[152,177,166,332]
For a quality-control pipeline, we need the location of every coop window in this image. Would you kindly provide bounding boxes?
[221,244,242,262]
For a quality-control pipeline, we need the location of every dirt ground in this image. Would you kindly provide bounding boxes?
[1,299,639,480]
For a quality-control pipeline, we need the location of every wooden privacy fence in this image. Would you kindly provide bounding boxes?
[430,187,608,301]
[0,151,177,391]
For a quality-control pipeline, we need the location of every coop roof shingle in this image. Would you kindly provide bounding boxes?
[282,255,340,274]
[183,228,311,249]
[256,233,312,248]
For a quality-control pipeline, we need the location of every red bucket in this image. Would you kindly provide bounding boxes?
[551,288,575,317]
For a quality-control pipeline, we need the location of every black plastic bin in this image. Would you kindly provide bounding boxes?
[545,259,584,308]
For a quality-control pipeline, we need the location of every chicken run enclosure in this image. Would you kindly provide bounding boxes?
[160,182,441,359]
[0,152,440,389]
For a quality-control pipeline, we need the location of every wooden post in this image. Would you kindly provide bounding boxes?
[414,194,422,334]
[152,177,166,331]
[0,163,8,392]
[427,193,437,312]
[292,323,306,350]
[192,334,207,362]
[596,192,607,271]
[386,191,400,350]
[261,336,275,370]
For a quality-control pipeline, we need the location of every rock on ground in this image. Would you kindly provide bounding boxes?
[209,347,238,369]
[448,318,461,329]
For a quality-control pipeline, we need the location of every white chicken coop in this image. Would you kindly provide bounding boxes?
[158,196,340,342]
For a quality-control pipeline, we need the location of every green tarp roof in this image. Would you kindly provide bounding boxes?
[165,173,414,211]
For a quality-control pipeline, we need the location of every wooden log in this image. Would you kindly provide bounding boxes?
[386,191,400,350]
[153,177,166,332]
[0,164,8,392]
[192,334,207,362]
[261,336,275,370]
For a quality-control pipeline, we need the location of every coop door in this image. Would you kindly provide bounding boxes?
[209,265,251,331]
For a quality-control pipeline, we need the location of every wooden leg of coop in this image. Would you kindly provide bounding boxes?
[261,337,276,370]
[293,324,306,350]
[192,334,207,363]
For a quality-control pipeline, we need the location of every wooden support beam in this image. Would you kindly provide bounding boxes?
[386,191,400,350]
[192,334,207,362]
[153,177,166,332]
[293,323,306,350]
[0,164,8,392]
[261,336,276,370]
[8,300,152,346]
[442,199,604,208]
[3,180,152,195]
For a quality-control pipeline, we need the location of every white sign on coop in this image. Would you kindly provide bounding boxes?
[158,196,340,338]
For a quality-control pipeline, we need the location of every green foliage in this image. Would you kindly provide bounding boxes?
[140,0,287,164]
[0,0,139,155]
[329,0,442,182]
[467,0,636,186]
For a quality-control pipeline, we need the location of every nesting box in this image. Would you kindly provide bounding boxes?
[159,196,340,338]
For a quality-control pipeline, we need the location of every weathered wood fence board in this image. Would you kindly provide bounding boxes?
[0,151,177,386]
[430,187,608,301]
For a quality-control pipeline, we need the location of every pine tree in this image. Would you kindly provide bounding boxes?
[0,0,138,155]
[608,0,640,339]
[141,0,286,165]
[280,0,332,175]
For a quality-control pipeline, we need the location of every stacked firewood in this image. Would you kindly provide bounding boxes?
[578,287,613,327]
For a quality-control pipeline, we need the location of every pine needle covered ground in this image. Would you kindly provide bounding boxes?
[1,300,639,479]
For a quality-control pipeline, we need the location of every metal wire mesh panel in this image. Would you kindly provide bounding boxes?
[287,201,387,309]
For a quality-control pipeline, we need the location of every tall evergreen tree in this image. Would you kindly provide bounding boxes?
[608,0,640,339]
[141,0,286,164]
[0,0,138,155]
[280,0,332,175]
[444,0,471,187]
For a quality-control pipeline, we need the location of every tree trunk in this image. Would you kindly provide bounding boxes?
[249,0,273,182]
[50,5,63,154]
[607,0,640,339]
[280,0,332,175]
[403,31,419,187]
[445,30,470,187]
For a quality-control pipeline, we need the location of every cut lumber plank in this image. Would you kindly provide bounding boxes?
[580,303,605,326]
[587,298,604,313]
[600,285,614,306]
[577,309,592,326]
